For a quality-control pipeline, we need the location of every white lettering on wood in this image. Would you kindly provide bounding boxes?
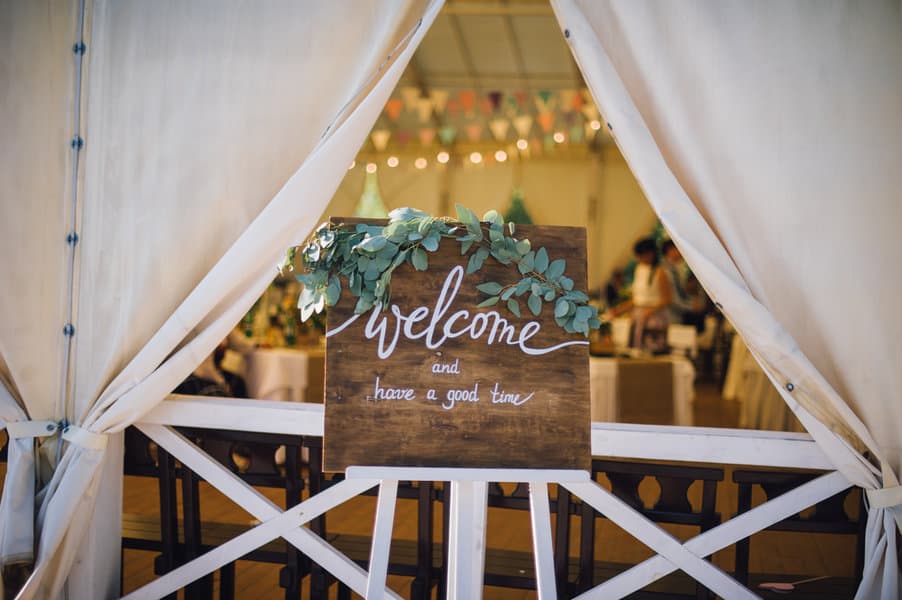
[328,266,588,359]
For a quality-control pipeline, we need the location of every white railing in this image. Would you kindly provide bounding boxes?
[124,394,851,599]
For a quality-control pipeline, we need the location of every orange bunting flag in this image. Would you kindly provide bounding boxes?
[384,98,403,121]
[458,90,477,115]
[537,111,555,133]
[418,128,436,146]
[479,97,493,117]
[465,122,483,142]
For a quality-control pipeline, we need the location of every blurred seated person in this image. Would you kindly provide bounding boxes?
[609,237,672,352]
[661,239,694,325]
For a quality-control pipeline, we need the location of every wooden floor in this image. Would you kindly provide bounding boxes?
[119,383,861,599]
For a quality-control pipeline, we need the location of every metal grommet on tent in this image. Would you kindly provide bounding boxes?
[564,29,570,38]
[70,136,84,150]
[63,323,75,337]
[714,302,723,310]
[72,41,86,55]
[606,122,613,131]
[785,382,795,392]
[66,232,79,246]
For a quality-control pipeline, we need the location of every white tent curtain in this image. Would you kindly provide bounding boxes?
[552,1,901,597]
[0,0,442,597]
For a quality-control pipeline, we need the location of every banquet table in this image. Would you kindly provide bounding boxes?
[244,347,325,403]
[589,355,695,425]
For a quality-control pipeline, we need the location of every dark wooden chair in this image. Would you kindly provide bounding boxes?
[732,469,865,587]
[575,459,724,599]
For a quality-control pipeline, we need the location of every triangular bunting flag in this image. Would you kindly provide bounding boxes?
[571,91,584,112]
[430,89,449,114]
[514,91,529,112]
[535,89,555,113]
[488,91,503,112]
[479,97,493,117]
[570,124,584,143]
[513,114,533,137]
[400,86,421,111]
[489,118,510,141]
[446,99,462,118]
[418,128,436,146]
[397,130,411,147]
[439,125,457,146]
[416,97,433,123]
[465,122,483,142]
[559,89,576,113]
[371,129,391,152]
[385,98,403,121]
[537,111,555,133]
[458,90,477,115]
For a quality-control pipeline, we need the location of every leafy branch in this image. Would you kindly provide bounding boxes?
[288,205,601,336]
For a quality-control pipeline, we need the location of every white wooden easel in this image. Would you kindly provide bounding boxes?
[345,467,591,600]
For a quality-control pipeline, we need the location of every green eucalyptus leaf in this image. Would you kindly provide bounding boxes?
[412,247,429,271]
[574,305,593,323]
[508,222,516,235]
[546,258,566,281]
[460,239,474,255]
[554,297,570,318]
[456,204,479,228]
[515,279,532,295]
[483,209,504,228]
[364,261,380,281]
[500,286,516,301]
[422,232,440,252]
[407,231,423,241]
[565,290,590,303]
[354,296,374,314]
[544,289,556,302]
[324,276,341,306]
[477,296,500,308]
[417,217,434,234]
[389,207,430,222]
[356,235,387,253]
[534,247,549,274]
[559,276,574,291]
[488,228,503,243]
[507,298,521,318]
[527,293,542,316]
[476,281,503,295]
[515,239,531,256]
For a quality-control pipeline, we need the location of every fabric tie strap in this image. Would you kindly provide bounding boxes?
[61,423,108,450]
[5,420,59,439]
[867,485,902,510]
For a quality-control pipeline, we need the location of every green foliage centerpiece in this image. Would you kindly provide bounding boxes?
[290,205,602,336]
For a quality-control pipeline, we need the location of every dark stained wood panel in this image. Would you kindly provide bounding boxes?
[323,223,591,472]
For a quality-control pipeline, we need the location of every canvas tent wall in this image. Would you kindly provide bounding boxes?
[1,0,899,598]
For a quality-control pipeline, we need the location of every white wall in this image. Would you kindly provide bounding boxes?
[320,145,657,290]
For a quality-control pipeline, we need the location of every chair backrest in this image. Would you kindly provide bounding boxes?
[611,317,632,349]
[668,324,698,357]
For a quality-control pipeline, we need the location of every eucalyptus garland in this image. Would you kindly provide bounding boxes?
[288,205,602,336]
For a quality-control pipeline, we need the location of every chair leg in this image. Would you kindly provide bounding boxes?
[554,487,572,598]
[578,499,597,593]
[182,468,214,599]
[219,563,236,600]
[734,483,753,586]
[411,482,435,600]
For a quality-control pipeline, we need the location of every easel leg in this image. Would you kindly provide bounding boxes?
[529,482,558,599]
[446,480,488,600]
[365,480,399,598]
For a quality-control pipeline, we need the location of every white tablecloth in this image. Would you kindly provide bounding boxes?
[245,348,311,402]
[589,355,695,425]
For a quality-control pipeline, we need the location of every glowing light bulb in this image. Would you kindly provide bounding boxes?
[494,150,508,162]
[436,151,450,164]
[553,132,565,144]
[414,157,427,169]
[365,162,377,174]
[516,138,528,151]
[590,119,601,131]
[387,156,399,168]
[469,152,482,164]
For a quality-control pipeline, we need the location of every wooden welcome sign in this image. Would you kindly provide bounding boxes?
[323,223,590,472]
